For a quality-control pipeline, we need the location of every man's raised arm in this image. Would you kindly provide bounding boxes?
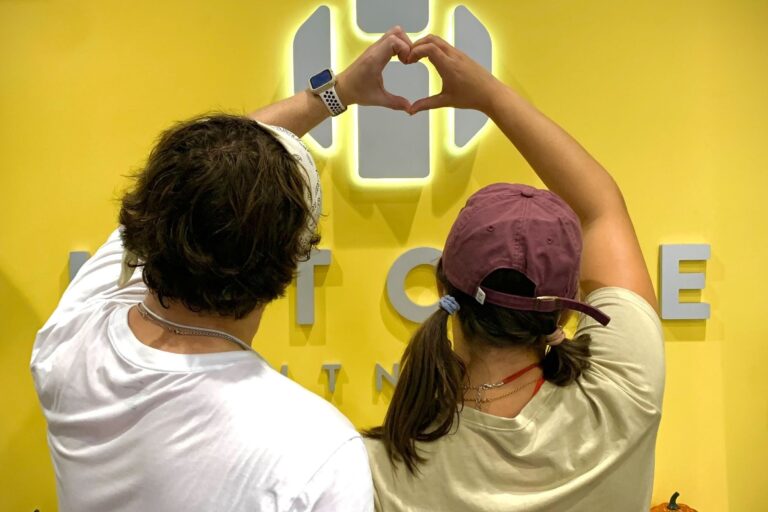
[249,26,413,136]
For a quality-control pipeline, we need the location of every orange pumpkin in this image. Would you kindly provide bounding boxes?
[651,492,697,512]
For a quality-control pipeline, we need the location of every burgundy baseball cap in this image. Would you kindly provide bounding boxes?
[442,183,610,326]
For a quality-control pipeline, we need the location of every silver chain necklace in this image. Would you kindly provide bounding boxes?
[136,302,253,352]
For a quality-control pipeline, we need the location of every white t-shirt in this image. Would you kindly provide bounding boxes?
[365,287,664,511]
[31,229,373,512]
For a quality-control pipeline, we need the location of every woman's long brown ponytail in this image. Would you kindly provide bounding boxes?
[365,307,466,474]
[366,266,592,474]
[541,332,591,385]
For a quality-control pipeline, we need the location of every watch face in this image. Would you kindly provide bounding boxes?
[310,69,333,89]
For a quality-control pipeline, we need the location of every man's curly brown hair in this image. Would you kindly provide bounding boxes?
[119,114,319,319]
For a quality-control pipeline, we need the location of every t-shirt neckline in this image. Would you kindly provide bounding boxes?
[108,304,266,373]
[460,381,558,431]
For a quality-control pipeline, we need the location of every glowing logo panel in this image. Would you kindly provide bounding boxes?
[292,1,492,180]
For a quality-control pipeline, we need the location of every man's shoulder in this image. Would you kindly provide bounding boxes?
[266,369,356,430]
[32,300,120,370]
[224,363,360,445]
[214,363,364,488]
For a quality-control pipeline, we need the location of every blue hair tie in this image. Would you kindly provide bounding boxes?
[439,295,461,315]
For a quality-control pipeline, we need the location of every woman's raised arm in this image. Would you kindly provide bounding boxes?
[408,35,657,310]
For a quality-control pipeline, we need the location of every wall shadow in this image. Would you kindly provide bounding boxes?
[662,320,708,342]
[331,181,424,248]
[379,285,419,349]
[329,108,482,249]
[317,363,349,406]
[431,137,479,218]
[287,257,336,347]
[370,363,398,403]
[0,272,56,511]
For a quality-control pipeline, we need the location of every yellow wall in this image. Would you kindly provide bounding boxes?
[2,0,766,509]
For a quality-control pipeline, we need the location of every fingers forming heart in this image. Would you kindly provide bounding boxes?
[356,28,460,113]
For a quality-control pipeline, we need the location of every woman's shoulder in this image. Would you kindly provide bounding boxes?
[363,436,389,467]
[577,286,665,413]
[583,286,660,323]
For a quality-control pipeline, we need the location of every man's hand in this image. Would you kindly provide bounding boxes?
[249,26,414,135]
[405,34,501,116]
[336,26,414,112]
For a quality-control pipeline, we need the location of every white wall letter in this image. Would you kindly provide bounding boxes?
[321,363,342,393]
[375,363,400,392]
[660,244,711,320]
[296,249,331,325]
[386,247,442,323]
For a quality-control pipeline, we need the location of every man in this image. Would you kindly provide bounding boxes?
[31,28,413,511]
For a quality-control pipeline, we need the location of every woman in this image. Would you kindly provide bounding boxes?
[364,35,664,510]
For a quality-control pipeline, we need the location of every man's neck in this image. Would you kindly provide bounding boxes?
[128,293,264,354]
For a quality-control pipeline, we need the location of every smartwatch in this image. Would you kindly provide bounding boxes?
[308,69,347,117]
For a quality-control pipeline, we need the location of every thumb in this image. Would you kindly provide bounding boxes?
[408,94,449,115]
[382,92,411,112]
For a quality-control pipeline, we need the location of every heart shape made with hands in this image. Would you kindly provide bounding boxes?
[342,26,491,116]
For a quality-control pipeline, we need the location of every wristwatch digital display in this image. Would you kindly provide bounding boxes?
[308,68,346,117]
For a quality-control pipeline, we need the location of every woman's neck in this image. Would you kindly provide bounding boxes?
[460,342,541,388]
[452,317,543,417]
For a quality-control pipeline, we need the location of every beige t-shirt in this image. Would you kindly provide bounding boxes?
[365,287,664,511]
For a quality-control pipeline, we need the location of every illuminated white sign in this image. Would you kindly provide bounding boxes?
[292,1,492,181]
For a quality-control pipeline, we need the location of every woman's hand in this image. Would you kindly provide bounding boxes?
[405,34,502,116]
[336,26,413,111]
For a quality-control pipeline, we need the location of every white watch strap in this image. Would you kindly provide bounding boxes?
[319,87,346,116]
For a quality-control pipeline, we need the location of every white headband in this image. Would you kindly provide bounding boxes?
[118,120,322,287]
[255,121,322,250]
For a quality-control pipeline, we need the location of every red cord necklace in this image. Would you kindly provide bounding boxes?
[464,363,543,411]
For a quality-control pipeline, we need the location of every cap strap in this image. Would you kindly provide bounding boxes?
[479,288,611,326]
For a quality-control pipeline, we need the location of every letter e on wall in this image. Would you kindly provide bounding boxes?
[660,244,711,320]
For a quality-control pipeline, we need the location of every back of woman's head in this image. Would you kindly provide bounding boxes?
[119,114,319,319]
[451,267,591,386]
[367,262,592,474]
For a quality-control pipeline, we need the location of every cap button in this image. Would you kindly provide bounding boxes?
[520,189,534,198]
